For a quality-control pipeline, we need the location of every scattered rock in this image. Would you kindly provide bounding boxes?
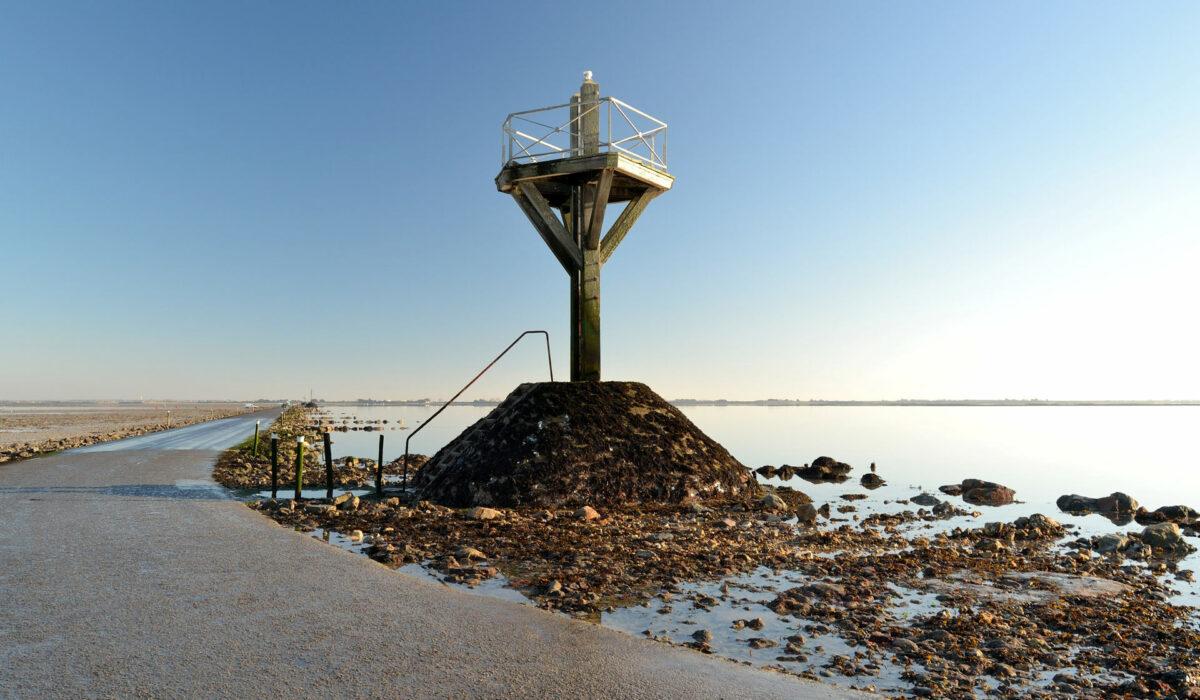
[1141,522,1196,556]
[1056,492,1139,523]
[860,473,884,489]
[797,456,852,482]
[892,638,920,654]
[911,492,941,507]
[760,493,787,510]
[1141,504,1200,524]
[794,503,818,525]
[455,546,486,560]
[467,506,504,521]
[954,479,1015,506]
[574,506,601,521]
[692,629,713,643]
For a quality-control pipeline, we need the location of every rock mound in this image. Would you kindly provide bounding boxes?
[412,382,757,507]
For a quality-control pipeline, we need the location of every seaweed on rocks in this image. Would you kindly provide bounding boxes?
[412,382,758,508]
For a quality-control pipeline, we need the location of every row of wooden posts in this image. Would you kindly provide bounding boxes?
[250,420,387,502]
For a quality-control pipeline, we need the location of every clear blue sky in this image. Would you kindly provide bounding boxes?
[3,1,1198,401]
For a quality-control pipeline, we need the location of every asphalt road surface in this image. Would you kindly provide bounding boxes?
[0,411,875,698]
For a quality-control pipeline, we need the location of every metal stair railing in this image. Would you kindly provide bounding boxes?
[377,330,554,496]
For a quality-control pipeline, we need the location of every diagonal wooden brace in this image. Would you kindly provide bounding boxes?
[511,183,583,273]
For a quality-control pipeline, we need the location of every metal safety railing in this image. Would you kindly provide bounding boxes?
[380,330,554,495]
[502,96,668,170]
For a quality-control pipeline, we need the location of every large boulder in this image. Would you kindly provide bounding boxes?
[412,382,757,508]
[796,456,852,482]
[1140,523,1196,557]
[1135,504,1200,525]
[956,479,1016,506]
[1056,492,1139,525]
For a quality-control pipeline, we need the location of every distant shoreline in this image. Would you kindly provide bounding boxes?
[315,398,1200,408]
[7,399,1200,409]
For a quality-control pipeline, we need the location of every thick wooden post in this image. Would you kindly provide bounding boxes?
[580,248,601,381]
[580,74,599,155]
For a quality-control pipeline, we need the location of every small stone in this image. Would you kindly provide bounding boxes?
[747,617,765,631]
[455,546,486,560]
[760,493,787,510]
[892,638,920,654]
[348,530,363,542]
[467,506,503,521]
[574,506,601,521]
[692,629,713,643]
[747,637,778,649]
[794,504,818,524]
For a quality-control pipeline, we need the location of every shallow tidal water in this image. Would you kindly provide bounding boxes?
[311,403,1200,522]
[287,403,1200,697]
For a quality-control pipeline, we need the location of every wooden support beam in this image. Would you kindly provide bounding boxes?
[579,248,601,381]
[585,169,614,251]
[599,188,659,265]
[511,183,583,273]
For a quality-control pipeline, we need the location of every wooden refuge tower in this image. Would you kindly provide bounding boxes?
[496,72,674,381]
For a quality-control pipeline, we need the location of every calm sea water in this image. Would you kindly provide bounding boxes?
[312,404,1200,520]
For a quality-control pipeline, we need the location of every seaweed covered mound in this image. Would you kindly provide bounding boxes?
[412,381,757,507]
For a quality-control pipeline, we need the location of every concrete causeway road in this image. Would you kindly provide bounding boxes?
[0,411,876,699]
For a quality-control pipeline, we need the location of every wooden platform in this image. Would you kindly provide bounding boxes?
[496,152,674,208]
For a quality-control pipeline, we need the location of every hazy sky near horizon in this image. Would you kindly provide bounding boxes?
[3,2,1198,401]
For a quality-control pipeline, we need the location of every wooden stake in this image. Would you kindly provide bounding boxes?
[270,433,279,500]
[294,436,305,501]
[323,432,333,502]
[376,434,384,496]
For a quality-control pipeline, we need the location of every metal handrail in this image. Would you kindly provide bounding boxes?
[501,96,668,170]
[379,330,554,496]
